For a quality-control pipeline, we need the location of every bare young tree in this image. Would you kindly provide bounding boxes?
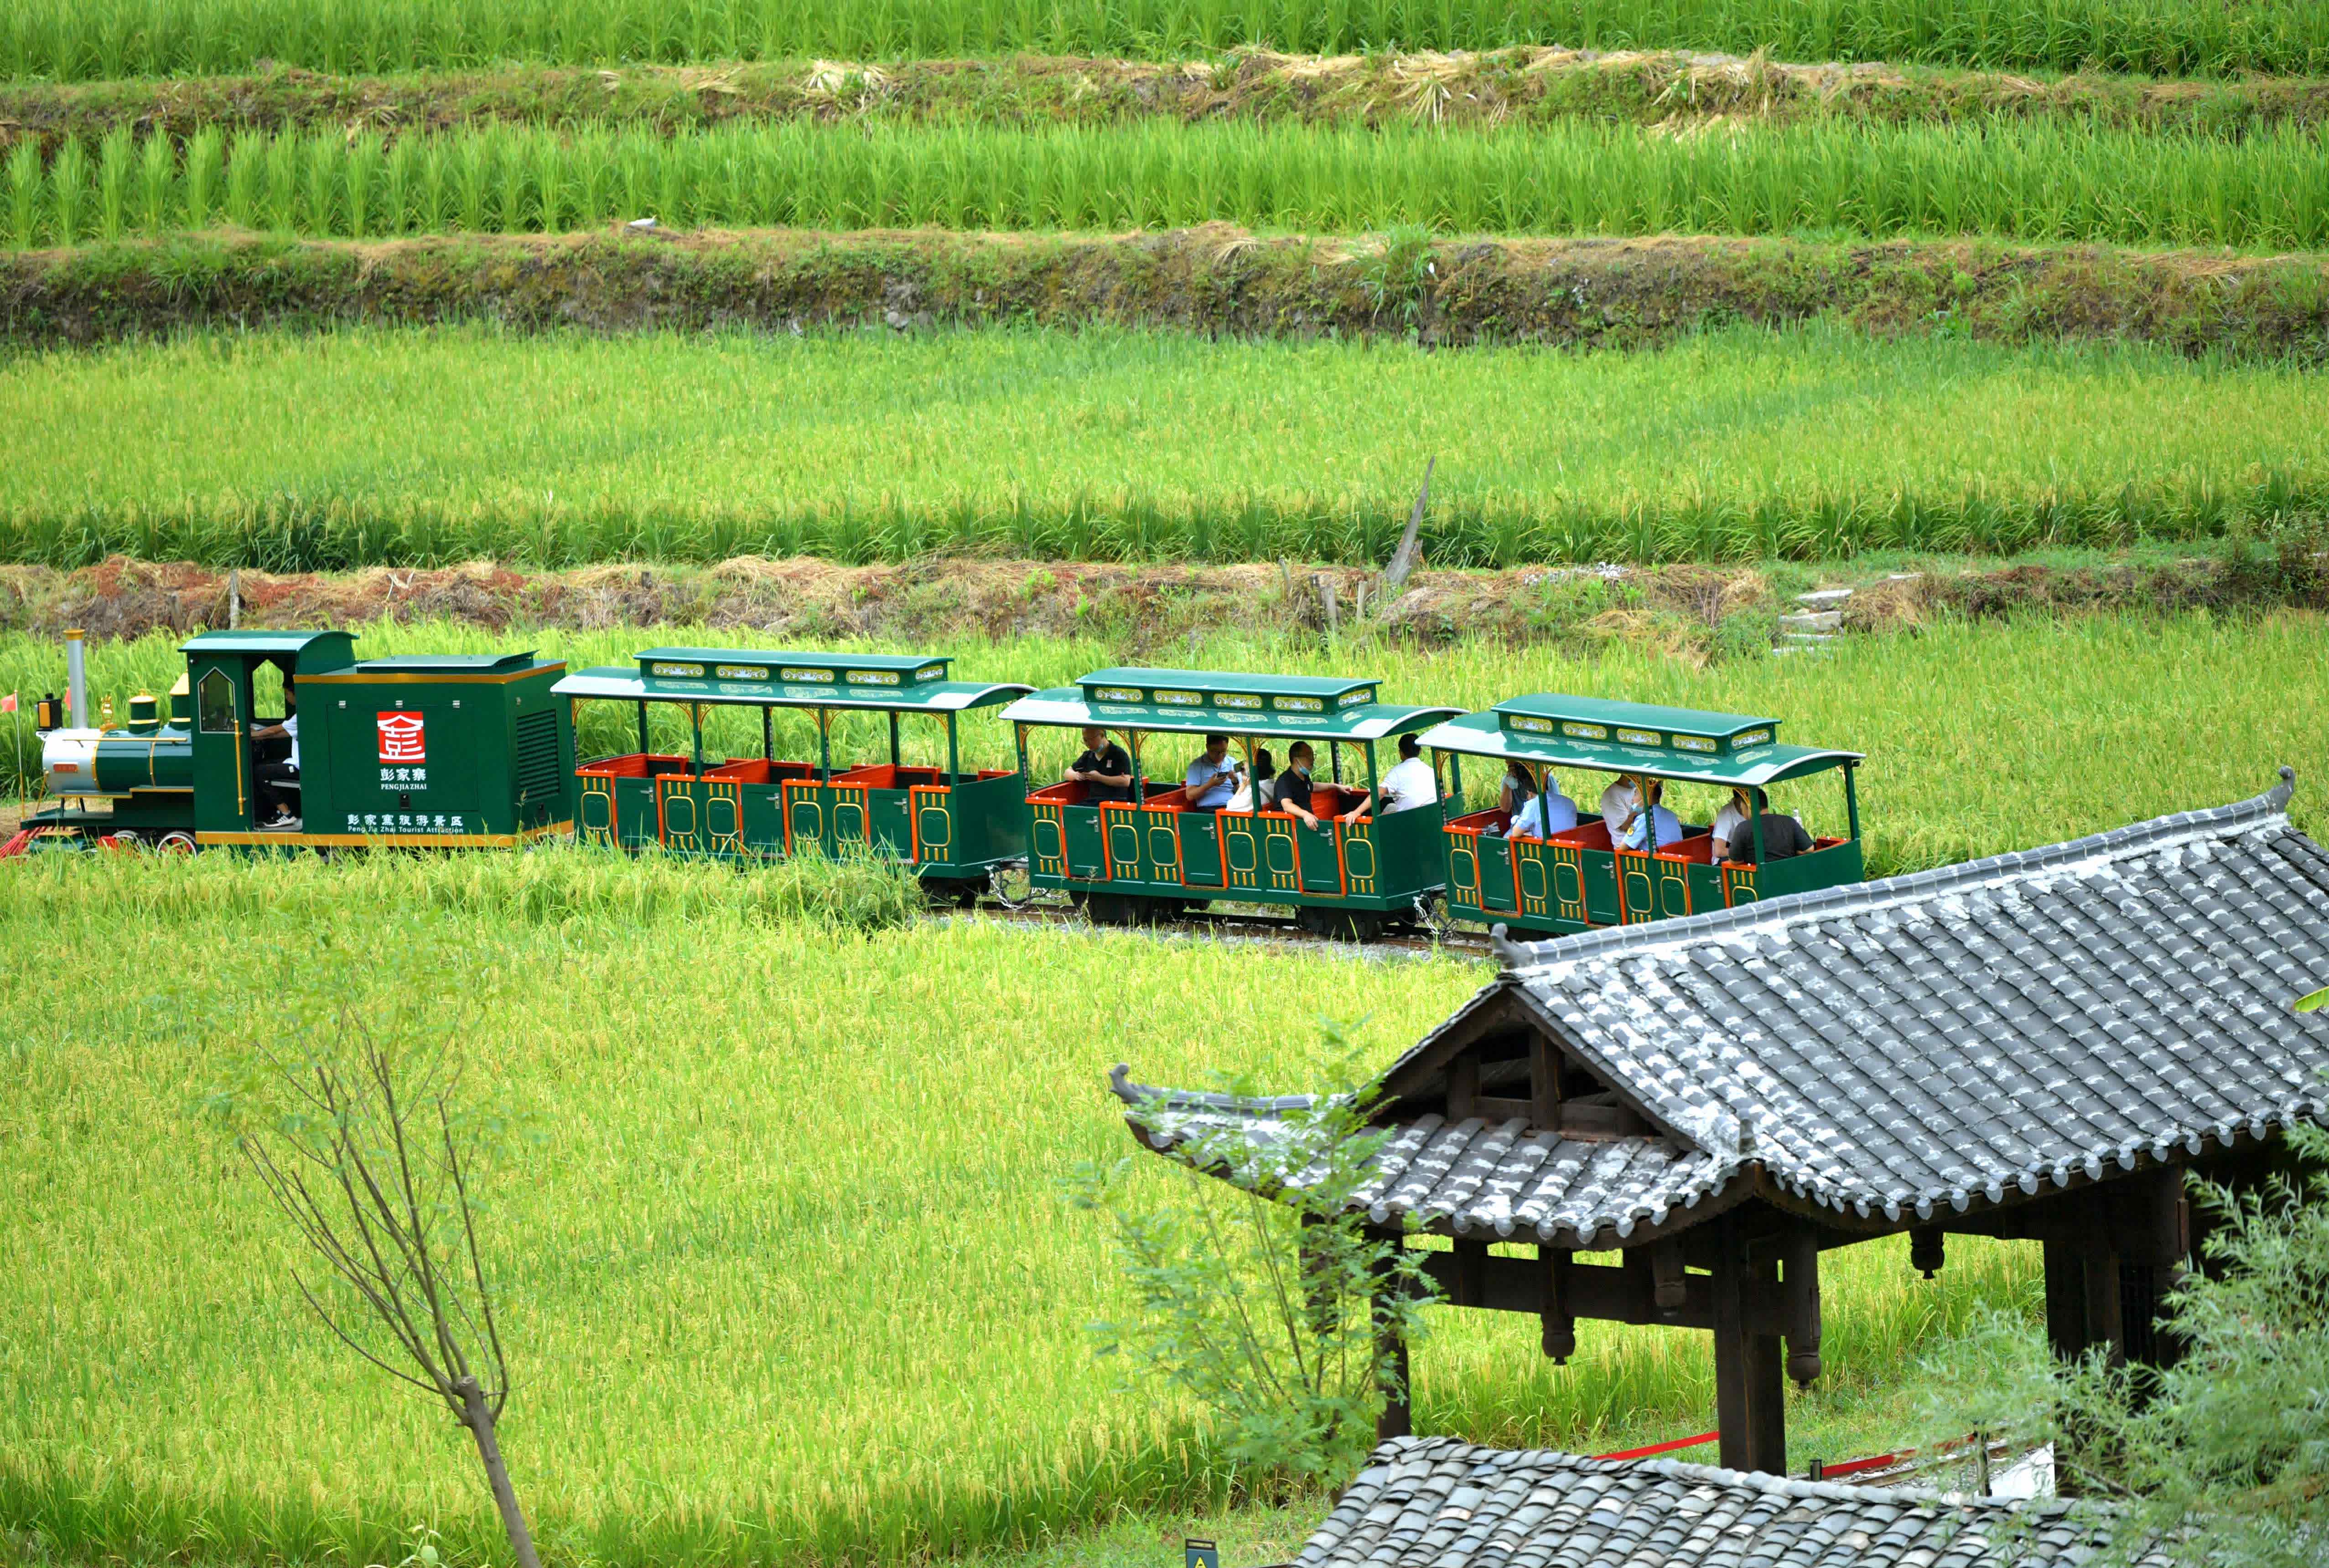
[230,1017,540,1568]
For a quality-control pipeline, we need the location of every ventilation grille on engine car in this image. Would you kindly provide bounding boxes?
[515,709,563,809]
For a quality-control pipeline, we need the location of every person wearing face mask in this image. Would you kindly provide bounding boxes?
[1274,741,1321,827]
[1617,776,1684,852]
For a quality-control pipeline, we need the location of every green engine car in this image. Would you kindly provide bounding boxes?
[21,629,574,852]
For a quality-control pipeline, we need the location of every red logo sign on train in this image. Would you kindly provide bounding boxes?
[377,711,427,763]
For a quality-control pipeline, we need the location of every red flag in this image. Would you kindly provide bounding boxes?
[0,693,15,713]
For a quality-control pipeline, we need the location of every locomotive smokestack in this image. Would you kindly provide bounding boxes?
[65,628,88,729]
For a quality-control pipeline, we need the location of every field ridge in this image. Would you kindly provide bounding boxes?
[10,50,2329,149]
[10,228,2329,358]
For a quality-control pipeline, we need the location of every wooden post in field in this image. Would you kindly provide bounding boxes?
[1318,576,1339,640]
[227,569,241,629]
[1380,457,1434,612]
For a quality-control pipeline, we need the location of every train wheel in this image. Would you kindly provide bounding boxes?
[1087,893,1175,928]
[158,832,197,854]
[1297,906,1385,942]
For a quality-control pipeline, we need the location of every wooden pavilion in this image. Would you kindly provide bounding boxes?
[1112,769,2329,1475]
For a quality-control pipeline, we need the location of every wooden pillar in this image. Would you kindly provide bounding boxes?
[2082,1248,2126,1370]
[1781,1227,1822,1388]
[2043,1238,2089,1364]
[1711,1216,1786,1475]
[1540,1249,1574,1364]
[1372,1242,1412,1442]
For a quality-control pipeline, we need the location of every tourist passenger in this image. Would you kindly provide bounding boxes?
[1499,760,1536,819]
[1184,733,1242,810]
[1510,774,1579,839]
[1617,777,1683,852]
[1069,726,1134,804]
[1722,788,1815,864]
[1711,786,1752,850]
[1598,773,1640,838]
[1341,733,1438,822]
[1228,748,1275,812]
[1275,742,1321,827]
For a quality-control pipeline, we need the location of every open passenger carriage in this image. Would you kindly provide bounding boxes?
[552,650,1031,898]
[1002,668,1459,935]
[1422,694,1864,935]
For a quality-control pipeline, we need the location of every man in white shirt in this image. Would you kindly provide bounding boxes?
[1598,774,1639,840]
[1343,733,1438,821]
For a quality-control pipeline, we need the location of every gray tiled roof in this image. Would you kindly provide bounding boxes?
[1301,1437,2171,1568]
[1480,769,2329,1224]
[1116,774,2329,1242]
[1112,1065,1738,1246]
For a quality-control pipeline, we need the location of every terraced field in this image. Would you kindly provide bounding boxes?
[6,1,2327,1563]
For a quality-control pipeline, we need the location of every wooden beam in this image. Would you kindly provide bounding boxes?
[2043,1238,2088,1364]
[1711,1216,1787,1475]
[1531,1033,1560,1133]
[1419,1248,1719,1329]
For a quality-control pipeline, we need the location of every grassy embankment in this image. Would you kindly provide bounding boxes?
[1,325,2323,571]
[9,52,2329,145]
[10,0,2329,78]
[5,607,2325,1565]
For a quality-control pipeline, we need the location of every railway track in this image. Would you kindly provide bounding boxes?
[936,893,1499,961]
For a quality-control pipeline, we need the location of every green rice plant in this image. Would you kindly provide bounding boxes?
[5,140,37,249]
[0,322,2322,573]
[136,129,177,235]
[344,130,382,238]
[5,0,2329,79]
[95,125,132,242]
[262,130,299,232]
[183,126,224,230]
[47,135,87,247]
[223,129,264,228]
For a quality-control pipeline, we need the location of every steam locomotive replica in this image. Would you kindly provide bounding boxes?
[20,628,1867,940]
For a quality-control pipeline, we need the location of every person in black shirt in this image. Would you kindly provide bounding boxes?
[1722,788,1815,864]
[1070,726,1134,803]
[1274,741,1320,826]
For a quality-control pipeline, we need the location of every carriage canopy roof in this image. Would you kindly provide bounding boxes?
[553,648,1028,713]
[181,628,358,673]
[1421,694,1860,788]
[1006,666,1457,741]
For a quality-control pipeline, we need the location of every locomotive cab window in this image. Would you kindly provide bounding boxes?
[197,669,237,732]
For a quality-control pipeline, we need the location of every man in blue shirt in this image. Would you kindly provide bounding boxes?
[1184,733,1242,810]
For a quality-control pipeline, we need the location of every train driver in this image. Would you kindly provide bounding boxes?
[1184,733,1243,810]
[1339,732,1438,822]
[1069,726,1134,804]
[249,677,301,828]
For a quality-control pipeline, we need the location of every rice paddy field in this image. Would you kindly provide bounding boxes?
[1,611,2322,1564]
[5,325,2324,571]
[10,0,2329,78]
[9,0,2329,1555]
[13,118,2329,250]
